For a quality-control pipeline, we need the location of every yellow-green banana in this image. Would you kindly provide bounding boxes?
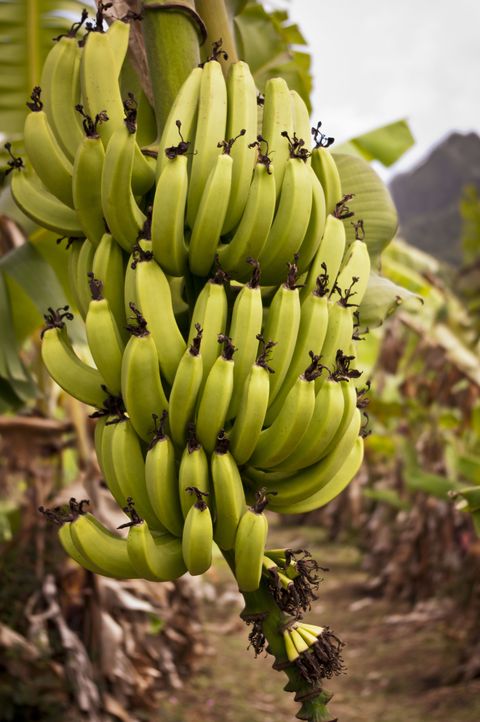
[196,335,236,454]
[211,434,246,550]
[178,427,210,518]
[187,270,228,389]
[186,59,227,228]
[121,303,169,442]
[10,161,83,237]
[229,341,274,466]
[124,503,186,581]
[258,153,313,286]
[133,247,186,385]
[40,307,106,408]
[145,413,184,537]
[234,492,269,592]
[151,152,188,277]
[217,155,276,280]
[23,87,74,207]
[310,132,342,216]
[182,487,213,576]
[261,77,293,198]
[227,259,264,418]
[92,232,128,341]
[261,262,301,408]
[101,115,146,252]
[189,147,234,276]
[222,61,258,233]
[169,325,204,448]
[296,166,326,275]
[72,107,108,247]
[85,274,125,395]
[300,213,346,301]
[334,239,371,307]
[69,509,137,579]
[156,66,202,178]
[249,354,322,469]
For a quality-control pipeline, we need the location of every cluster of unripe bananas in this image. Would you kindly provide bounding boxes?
[12,11,371,633]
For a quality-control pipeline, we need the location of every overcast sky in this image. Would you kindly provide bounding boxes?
[282,0,480,178]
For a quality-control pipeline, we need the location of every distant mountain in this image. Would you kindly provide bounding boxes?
[389,132,480,266]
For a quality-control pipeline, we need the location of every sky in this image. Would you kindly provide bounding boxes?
[281,0,480,179]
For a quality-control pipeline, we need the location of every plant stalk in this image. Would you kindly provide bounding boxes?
[195,0,238,74]
[141,0,201,138]
[221,549,335,722]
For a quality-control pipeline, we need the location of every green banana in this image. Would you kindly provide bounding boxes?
[74,238,95,319]
[258,150,313,286]
[187,59,228,228]
[187,269,228,389]
[40,19,86,161]
[227,259,264,418]
[300,212,346,301]
[23,87,74,207]
[265,273,330,424]
[92,232,128,341]
[229,340,275,466]
[121,303,169,442]
[290,90,312,163]
[100,109,146,252]
[234,492,269,592]
[151,152,188,277]
[85,274,125,395]
[69,507,137,579]
[334,239,372,307]
[10,160,83,237]
[272,435,364,515]
[310,122,341,215]
[277,374,345,473]
[95,412,130,510]
[178,426,210,518]
[111,418,163,531]
[211,434,246,550]
[80,22,154,195]
[156,66,202,178]
[249,354,322,469]
[261,77,294,198]
[217,153,276,280]
[40,306,106,408]
[133,246,187,385]
[182,487,213,576]
[296,166,327,275]
[196,335,236,454]
[189,146,234,277]
[260,408,362,509]
[261,261,301,408]
[315,289,358,389]
[124,502,186,582]
[72,106,108,247]
[222,61,258,233]
[145,412,184,537]
[169,325,204,448]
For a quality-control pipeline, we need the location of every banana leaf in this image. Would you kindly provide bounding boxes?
[0,0,95,135]
[362,487,411,511]
[332,152,398,261]
[335,119,415,168]
[359,272,421,328]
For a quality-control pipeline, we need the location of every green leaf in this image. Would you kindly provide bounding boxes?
[234,2,312,110]
[336,119,415,167]
[359,272,422,328]
[333,152,398,260]
[362,488,411,511]
[0,241,68,323]
[0,0,95,135]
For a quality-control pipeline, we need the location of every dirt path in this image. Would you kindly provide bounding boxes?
[156,522,480,722]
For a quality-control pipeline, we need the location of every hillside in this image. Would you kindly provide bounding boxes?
[389,132,480,266]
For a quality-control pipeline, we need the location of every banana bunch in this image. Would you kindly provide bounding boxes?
[9,11,348,289]
[15,8,376,600]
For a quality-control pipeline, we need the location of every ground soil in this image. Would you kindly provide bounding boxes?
[156,520,480,722]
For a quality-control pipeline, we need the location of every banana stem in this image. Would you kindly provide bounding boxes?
[195,0,238,74]
[221,550,335,722]
[142,0,201,137]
